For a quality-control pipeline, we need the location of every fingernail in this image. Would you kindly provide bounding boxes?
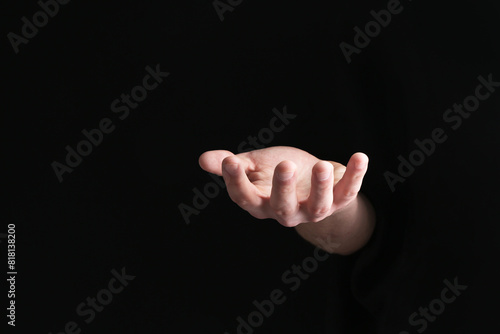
[278,171,293,181]
[316,170,331,181]
[224,163,238,175]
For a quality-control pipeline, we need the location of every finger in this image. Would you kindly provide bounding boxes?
[269,160,299,226]
[221,155,263,211]
[333,152,368,209]
[198,150,234,175]
[306,161,334,221]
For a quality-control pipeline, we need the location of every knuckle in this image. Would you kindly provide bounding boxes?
[307,207,330,222]
[353,173,364,180]
[312,206,330,217]
[278,218,298,227]
[246,207,271,219]
[308,216,324,223]
[237,198,251,208]
[276,207,296,218]
[272,201,299,219]
[250,211,268,220]
[229,193,252,208]
[343,189,358,198]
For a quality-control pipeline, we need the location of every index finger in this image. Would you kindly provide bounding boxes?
[221,155,264,212]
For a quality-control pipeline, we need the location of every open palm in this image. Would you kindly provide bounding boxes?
[199,146,368,227]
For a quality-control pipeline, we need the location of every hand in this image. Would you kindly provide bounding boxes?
[198,146,369,227]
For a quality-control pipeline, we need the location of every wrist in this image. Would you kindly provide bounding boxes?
[295,193,375,255]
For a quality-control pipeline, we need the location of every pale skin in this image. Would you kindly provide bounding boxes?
[198,146,376,255]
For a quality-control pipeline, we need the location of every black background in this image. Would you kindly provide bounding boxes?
[2,0,500,333]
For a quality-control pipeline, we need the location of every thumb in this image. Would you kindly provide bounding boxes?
[198,150,235,175]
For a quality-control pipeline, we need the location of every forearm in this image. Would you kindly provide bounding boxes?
[294,193,376,255]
